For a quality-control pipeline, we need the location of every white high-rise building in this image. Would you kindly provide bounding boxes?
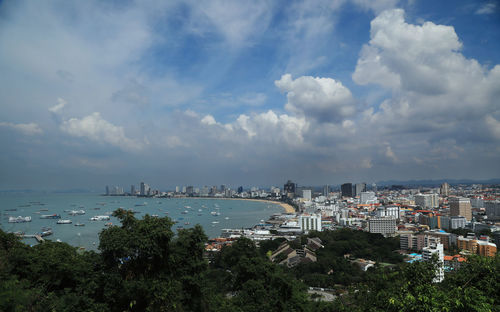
[415,194,439,209]
[450,197,472,221]
[360,191,377,204]
[422,243,444,282]
[299,214,322,232]
[302,189,312,201]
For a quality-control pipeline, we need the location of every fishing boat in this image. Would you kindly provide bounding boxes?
[40,214,61,219]
[57,219,72,224]
[8,216,31,223]
[90,215,110,221]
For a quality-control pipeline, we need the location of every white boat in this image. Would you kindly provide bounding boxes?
[210,211,220,216]
[225,217,229,220]
[74,222,85,226]
[8,216,32,223]
[68,210,85,215]
[90,215,110,221]
[212,221,219,224]
[40,214,61,219]
[57,219,72,224]
[181,210,188,214]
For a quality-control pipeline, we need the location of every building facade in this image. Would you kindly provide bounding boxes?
[450,197,472,221]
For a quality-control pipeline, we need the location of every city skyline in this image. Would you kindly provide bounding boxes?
[1,0,499,190]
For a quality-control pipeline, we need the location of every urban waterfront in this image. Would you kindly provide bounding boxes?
[0,193,282,250]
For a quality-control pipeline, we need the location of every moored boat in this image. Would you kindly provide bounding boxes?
[57,219,72,224]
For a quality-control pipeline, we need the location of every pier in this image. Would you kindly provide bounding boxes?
[23,234,45,243]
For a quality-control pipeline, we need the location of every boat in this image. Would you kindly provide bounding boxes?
[177,226,184,230]
[181,210,188,214]
[198,209,202,212]
[68,210,85,215]
[39,209,49,211]
[57,219,72,224]
[198,213,202,216]
[5,208,17,211]
[104,222,113,227]
[90,215,110,221]
[40,230,53,237]
[8,216,32,223]
[210,211,220,216]
[135,202,147,207]
[40,214,61,219]
[184,206,191,209]
[152,214,159,217]
[74,222,85,227]
[225,217,229,220]
[212,221,219,224]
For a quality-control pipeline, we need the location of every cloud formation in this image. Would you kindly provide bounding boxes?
[275,74,356,123]
[60,113,142,151]
[0,122,43,135]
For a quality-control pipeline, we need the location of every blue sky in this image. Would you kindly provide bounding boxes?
[0,0,499,190]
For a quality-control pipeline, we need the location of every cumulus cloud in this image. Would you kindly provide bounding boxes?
[49,98,67,113]
[353,9,500,133]
[275,74,356,123]
[0,122,43,135]
[60,112,142,151]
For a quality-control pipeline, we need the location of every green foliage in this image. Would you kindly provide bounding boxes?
[0,219,498,312]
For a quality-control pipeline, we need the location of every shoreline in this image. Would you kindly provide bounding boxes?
[168,196,296,214]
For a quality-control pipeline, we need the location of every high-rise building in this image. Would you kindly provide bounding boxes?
[299,214,322,232]
[485,200,500,221]
[284,180,296,198]
[140,182,145,196]
[440,182,450,196]
[186,186,194,196]
[130,185,135,195]
[360,191,377,204]
[450,197,472,221]
[355,183,366,197]
[368,217,396,236]
[237,186,243,193]
[422,243,444,282]
[415,194,439,209]
[175,186,180,193]
[105,185,109,196]
[302,190,312,201]
[323,185,330,197]
[341,183,353,198]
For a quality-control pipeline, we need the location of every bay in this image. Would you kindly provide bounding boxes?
[0,193,282,251]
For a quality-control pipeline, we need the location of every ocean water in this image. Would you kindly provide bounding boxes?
[0,193,282,251]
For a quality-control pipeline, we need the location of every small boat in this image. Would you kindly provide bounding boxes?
[56,239,62,242]
[90,215,110,221]
[5,208,17,211]
[74,222,85,227]
[184,206,191,209]
[181,210,188,214]
[177,226,184,230]
[104,222,113,227]
[57,219,72,224]
[198,213,202,216]
[39,209,49,211]
[225,217,229,220]
[212,221,219,224]
[94,207,101,210]
[210,211,220,216]
[40,214,61,219]
[152,214,159,217]
[68,210,85,215]
[8,216,32,223]
[40,230,53,237]
[184,222,190,225]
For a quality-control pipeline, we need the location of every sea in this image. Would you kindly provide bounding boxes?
[0,193,282,251]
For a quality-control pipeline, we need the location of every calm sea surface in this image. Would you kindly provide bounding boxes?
[0,193,281,251]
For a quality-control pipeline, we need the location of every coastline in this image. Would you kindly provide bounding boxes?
[180,197,296,214]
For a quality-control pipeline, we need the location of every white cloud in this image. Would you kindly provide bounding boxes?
[201,115,217,125]
[476,2,496,14]
[275,74,356,123]
[0,122,43,135]
[49,97,67,113]
[60,112,142,151]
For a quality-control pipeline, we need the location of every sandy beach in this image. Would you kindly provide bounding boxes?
[188,197,296,214]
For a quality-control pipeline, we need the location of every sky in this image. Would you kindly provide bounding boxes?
[0,0,499,191]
